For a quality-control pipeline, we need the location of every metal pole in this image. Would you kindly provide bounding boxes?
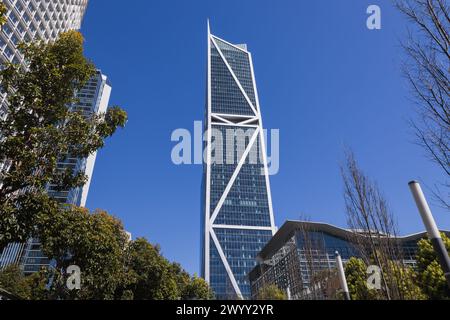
[409,181,450,289]
[286,287,291,301]
[336,251,351,300]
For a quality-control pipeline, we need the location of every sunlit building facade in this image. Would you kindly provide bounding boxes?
[0,0,88,119]
[201,23,276,299]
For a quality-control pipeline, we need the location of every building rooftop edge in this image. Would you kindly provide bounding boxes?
[257,220,450,260]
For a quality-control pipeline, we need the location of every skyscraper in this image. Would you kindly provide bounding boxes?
[0,0,100,273]
[0,70,112,273]
[46,70,112,208]
[19,70,112,275]
[0,0,89,118]
[202,23,276,299]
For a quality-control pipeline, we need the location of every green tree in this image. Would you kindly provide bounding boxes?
[415,233,450,300]
[256,284,287,300]
[120,237,180,300]
[0,265,48,300]
[345,257,425,300]
[0,265,31,299]
[0,30,127,250]
[37,207,129,300]
[1,209,214,300]
[0,2,7,27]
[181,275,215,300]
[117,238,214,300]
[345,258,381,300]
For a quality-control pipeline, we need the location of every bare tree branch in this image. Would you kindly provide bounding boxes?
[395,0,450,210]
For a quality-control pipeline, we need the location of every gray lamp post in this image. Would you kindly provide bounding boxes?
[336,251,351,300]
[409,181,450,289]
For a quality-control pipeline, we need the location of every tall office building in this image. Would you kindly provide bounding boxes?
[202,23,276,299]
[20,70,111,274]
[0,0,95,272]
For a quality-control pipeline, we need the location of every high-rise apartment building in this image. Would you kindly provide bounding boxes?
[0,0,101,273]
[1,70,112,274]
[20,71,111,274]
[202,24,276,299]
[0,0,88,118]
[46,70,111,208]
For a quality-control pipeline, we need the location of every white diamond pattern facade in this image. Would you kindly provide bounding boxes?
[0,0,88,117]
[202,23,276,299]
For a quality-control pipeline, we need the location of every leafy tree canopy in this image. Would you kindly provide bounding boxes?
[344,257,425,300]
[0,2,6,27]
[256,284,287,300]
[415,233,450,300]
[0,30,127,250]
[0,208,214,301]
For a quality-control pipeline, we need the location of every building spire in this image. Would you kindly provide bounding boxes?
[207,18,211,36]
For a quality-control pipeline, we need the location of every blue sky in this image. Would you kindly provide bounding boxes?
[81,0,449,275]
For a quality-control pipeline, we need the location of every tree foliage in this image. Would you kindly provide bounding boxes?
[0,209,214,300]
[37,207,129,300]
[415,233,450,299]
[341,150,406,299]
[181,275,215,300]
[0,265,48,300]
[0,2,6,27]
[345,258,382,300]
[0,31,127,250]
[256,284,287,300]
[118,238,214,300]
[345,257,425,300]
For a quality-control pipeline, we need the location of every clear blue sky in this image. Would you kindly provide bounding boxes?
[81,0,449,275]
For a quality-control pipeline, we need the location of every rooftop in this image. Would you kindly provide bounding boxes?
[257,220,450,260]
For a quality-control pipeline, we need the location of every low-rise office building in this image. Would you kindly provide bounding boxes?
[249,220,450,300]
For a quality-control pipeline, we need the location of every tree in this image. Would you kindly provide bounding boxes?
[345,258,382,300]
[415,233,450,299]
[120,237,180,300]
[1,207,214,300]
[117,237,215,300]
[0,31,127,250]
[36,207,129,300]
[345,257,425,300]
[341,149,425,300]
[0,2,7,27]
[181,275,215,300]
[395,0,450,210]
[341,150,403,299]
[256,284,287,300]
[0,265,48,300]
[0,265,32,299]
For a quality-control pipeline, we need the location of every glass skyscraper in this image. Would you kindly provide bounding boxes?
[202,23,276,299]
